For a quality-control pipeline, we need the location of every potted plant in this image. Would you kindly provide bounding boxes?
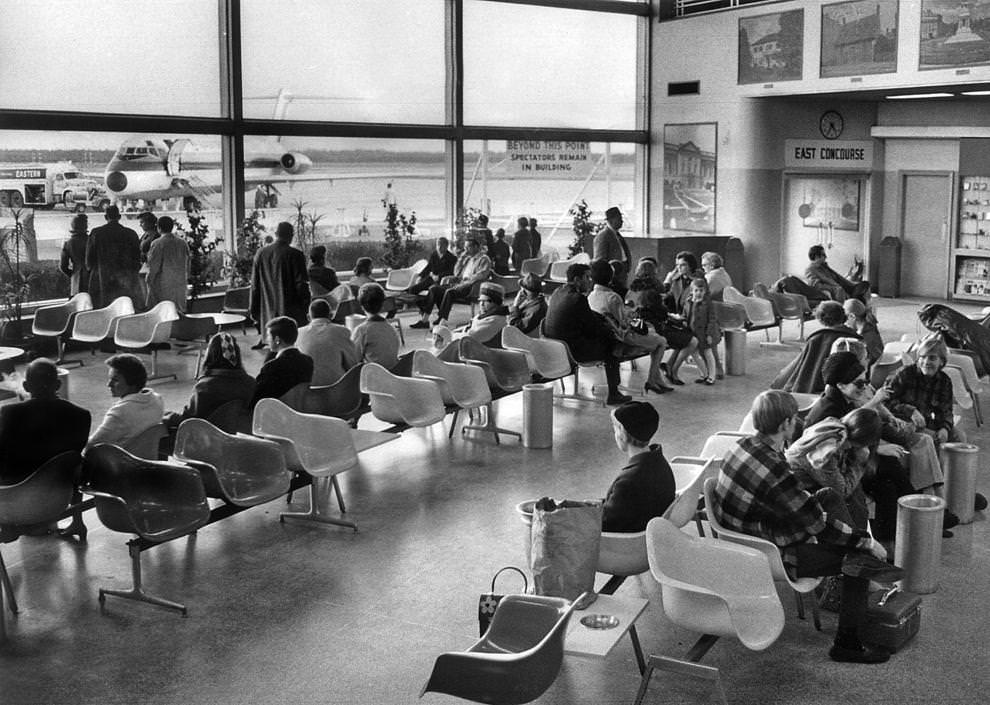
[567,200,603,257]
[227,210,267,287]
[381,201,421,270]
[0,210,33,343]
[179,212,224,309]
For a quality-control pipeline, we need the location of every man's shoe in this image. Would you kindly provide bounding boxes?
[944,510,960,530]
[606,392,632,406]
[840,553,904,583]
[410,319,430,329]
[829,643,891,664]
[645,382,669,395]
[976,492,988,512]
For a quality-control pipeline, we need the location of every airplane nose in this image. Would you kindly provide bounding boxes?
[105,171,127,193]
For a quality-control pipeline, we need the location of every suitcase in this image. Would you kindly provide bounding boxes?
[861,587,921,653]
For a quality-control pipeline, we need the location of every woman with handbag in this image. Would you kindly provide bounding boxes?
[626,259,696,384]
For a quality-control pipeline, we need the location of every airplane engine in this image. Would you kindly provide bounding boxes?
[280,152,312,174]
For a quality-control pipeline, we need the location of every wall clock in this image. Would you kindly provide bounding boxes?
[819,110,844,140]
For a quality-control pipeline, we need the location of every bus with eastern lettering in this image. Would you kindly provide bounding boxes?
[0,162,110,212]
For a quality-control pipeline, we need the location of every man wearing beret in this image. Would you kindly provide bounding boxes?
[593,206,631,264]
[601,402,676,532]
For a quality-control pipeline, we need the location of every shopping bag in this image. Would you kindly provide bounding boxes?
[478,566,528,637]
[530,497,602,601]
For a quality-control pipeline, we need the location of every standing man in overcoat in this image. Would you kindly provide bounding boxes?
[593,206,631,265]
[249,221,310,348]
[85,205,142,308]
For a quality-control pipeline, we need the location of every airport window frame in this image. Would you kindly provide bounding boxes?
[0,0,651,253]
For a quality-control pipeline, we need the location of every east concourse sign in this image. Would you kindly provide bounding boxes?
[784,140,875,170]
[505,141,593,177]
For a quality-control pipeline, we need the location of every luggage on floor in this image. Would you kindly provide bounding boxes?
[861,587,921,653]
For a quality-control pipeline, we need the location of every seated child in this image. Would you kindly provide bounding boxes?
[351,283,400,370]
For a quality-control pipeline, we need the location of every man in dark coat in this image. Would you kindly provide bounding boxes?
[510,217,532,271]
[0,359,90,486]
[251,316,314,407]
[601,402,676,532]
[543,263,630,406]
[593,206,631,265]
[249,222,310,346]
[85,205,142,308]
[771,301,861,394]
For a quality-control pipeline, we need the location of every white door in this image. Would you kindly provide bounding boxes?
[898,172,953,299]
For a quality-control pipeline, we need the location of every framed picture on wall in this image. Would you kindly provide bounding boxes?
[794,176,860,231]
[662,123,716,233]
[821,0,899,78]
[738,9,805,84]
[919,0,990,70]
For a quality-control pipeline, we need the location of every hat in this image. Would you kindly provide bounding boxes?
[479,282,504,305]
[821,351,865,386]
[519,272,543,293]
[611,401,659,444]
[605,206,621,219]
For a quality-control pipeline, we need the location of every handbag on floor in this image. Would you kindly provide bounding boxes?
[478,566,528,637]
[861,586,922,653]
[529,497,602,601]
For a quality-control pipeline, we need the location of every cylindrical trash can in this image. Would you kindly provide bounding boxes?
[724,329,747,376]
[877,236,902,298]
[894,494,945,594]
[55,367,70,401]
[941,442,978,524]
[515,499,537,567]
[522,383,553,448]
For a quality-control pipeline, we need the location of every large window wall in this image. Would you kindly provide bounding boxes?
[0,0,650,277]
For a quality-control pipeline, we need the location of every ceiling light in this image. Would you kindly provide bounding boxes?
[886,92,954,100]
[961,90,990,96]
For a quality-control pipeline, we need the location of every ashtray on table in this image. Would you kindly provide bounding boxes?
[580,614,620,630]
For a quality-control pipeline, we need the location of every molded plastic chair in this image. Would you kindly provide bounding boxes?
[278,382,311,411]
[331,299,361,325]
[738,413,756,433]
[712,301,747,332]
[944,364,978,426]
[870,355,902,388]
[122,423,168,460]
[519,253,553,279]
[489,273,521,298]
[412,350,495,441]
[882,339,916,365]
[168,314,218,377]
[330,283,353,303]
[384,259,428,294]
[457,337,531,439]
[204,399,252,434]
[547,252,590,283]
[32,293,92,365]
[948,353,986,425]
[82,444,210,615]
[752,282,809,342]
[300,364,368,426]
[633,517,784,705]
[221,286,252,334]
[114,301,180,381]
[501,326,571,382]
[698,432,747,467]
[252,398,361,530]
[173,418,291,506]
[69,295,134,355]
[724,286,779,343]
[702,478,821,630]
[420,593,581,705]
[359,363,446,431]
[0,451,80,627]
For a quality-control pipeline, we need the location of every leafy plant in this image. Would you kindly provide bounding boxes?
[292,198,326,255]
[0,210,33,329]
[567,200,603,258]
[228,210,267,287]
[454,206,484,253]
[381,202,421,269]
[178,213,224,303]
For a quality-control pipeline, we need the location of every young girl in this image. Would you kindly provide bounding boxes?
[682,277,721,385]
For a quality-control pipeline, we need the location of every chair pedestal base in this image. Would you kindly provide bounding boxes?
[98,542,187,616]
[554,371,604,407]
[461,404,521,445]
[279,479,357,532]
[0,550,18,615]
[635,635,726,705]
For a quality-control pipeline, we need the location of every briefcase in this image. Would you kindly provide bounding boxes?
[861,587,921,653]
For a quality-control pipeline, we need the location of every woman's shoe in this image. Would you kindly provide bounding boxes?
[944,510,960,530]
[704,377,715,386]
[645,382,669,394]
[669,377,685,386]
[694,377,707,384]
[57,520,87,542]
[976,492,988,512]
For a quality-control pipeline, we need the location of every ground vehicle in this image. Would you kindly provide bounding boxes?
[0,162,108,211]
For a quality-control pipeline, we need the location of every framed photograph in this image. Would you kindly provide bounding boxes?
[821,0,898,77]
[662,123,716,233]
[919,0,990,70]
[738,9,805,84]
[793,176,860,231]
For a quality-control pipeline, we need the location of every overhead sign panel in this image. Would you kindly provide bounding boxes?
[505,140,592,177]
[784,140,874,170]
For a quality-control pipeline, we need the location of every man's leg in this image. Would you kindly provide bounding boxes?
[437,282,473,322]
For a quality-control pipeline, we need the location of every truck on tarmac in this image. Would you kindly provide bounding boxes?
[0,162,111,212]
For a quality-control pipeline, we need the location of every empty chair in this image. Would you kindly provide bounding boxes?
[723,286,779,342]
[519,253,552,279]
[359,362,446,431]
[698,432,747,467]
[122,422,168,460]
[69,295,134,356]
[221,286,252,334]
[300,363,368,426]
[882,339,916,364]
[712,301,747,332]
[82,444,210,615]
[457,337,531,439]
[501,326,572,383]
[411,349,495,441]
[173,418,291,506]
[752,282,809,342]
[633,517,784,705]
[944,364,979,426]
[547,252,590,283]
[0,451,80,630]
[253,398,362,530]
[114,301,180,381]
[948,352,986,425]
[870,354,902,388]
[31,293,92,365]
[421,593,581,705]
[384,259,428,295]
[168,315,218,377]
[703,478,821,630]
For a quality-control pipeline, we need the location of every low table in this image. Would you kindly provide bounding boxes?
[0,346,24,363]
[565,594,649,674]
[186,312,246,329]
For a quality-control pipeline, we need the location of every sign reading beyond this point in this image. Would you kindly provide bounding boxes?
[505,141,592,178]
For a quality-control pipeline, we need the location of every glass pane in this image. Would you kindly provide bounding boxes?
[241,137,447,271]
[462,140,639,255]
[241,0,447,124]
[0,130,226,305]
[0,1,220,115]
[463,3,638,128]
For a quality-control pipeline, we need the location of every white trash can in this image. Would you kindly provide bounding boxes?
[894,494,945,594]
[940,442,978,524]
[522,383,553,449]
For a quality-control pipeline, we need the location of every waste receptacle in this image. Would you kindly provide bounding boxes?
[877,236,902,298]
[724,330,747,376]
[522,383,553,448]
[894,494,945,594]
[55,367,70,401]
[941,442,979,524]
[515,499,537,566]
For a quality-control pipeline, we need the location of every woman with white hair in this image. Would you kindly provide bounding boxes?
[700,251,732,301]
